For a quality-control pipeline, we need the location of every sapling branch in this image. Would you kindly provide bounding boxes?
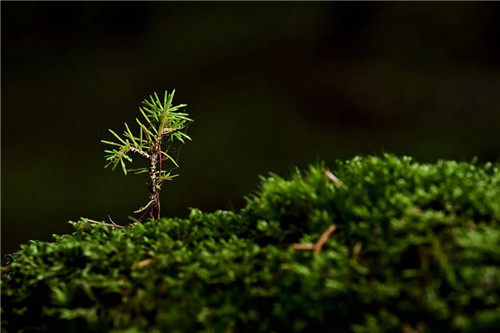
[102,90,193,221]
[129,147,150,159]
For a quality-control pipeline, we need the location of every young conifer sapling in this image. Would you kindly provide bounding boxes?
[102,90,192,221]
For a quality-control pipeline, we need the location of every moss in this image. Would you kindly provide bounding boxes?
[2,154,500,332]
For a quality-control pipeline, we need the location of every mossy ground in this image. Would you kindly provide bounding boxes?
[2,154,500,332]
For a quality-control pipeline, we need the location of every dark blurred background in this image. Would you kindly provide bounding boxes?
[2,2,499,260]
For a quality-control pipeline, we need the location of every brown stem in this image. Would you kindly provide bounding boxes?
[148,149,160,220]
[146,130,168,220]
[140,120,190,221]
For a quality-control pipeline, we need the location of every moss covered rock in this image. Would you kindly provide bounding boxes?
[2,154,500,332]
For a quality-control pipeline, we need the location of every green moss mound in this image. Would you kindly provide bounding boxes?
[2,154,500,332]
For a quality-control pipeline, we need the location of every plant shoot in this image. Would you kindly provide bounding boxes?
[102,90,192,221]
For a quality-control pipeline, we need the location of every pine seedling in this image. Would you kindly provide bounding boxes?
[102,90,193,221]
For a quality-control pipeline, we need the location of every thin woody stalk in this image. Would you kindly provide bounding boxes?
[102,90,193,221]
[145,138,161,221]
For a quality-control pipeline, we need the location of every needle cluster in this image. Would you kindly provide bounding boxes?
[102,90,192,221]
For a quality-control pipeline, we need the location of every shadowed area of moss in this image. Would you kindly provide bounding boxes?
[2,154,500,332]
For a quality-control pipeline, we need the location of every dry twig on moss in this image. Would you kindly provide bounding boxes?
[323,169,348,189]
[79,217,125,229]
[292,224,337,256]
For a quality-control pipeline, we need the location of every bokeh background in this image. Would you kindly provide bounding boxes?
[2,2,499,261]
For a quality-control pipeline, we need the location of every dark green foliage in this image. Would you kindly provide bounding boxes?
[2,154,500,332]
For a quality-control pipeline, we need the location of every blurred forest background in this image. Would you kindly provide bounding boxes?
[2,2,499,260]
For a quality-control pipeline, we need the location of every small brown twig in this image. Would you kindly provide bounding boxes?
[292,224,337,256]
[401,323,422,333]
[291,243,315,251]
[107,215,123,227]
[80,217,125,229]
[350,241,363,261]
[131,258,153,271]
[313,224,337,255]
[323,169,348,189]
[1,264,14,276]
[2,258,24,276]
